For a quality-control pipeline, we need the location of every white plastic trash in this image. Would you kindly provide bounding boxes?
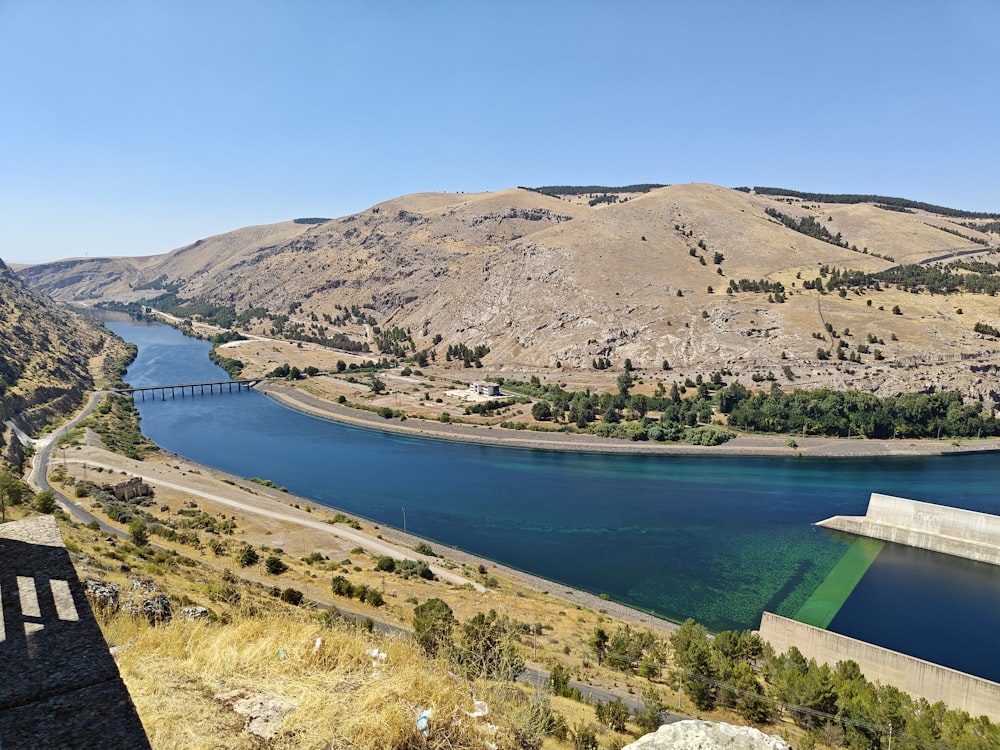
[416,709,432,737]
[464,699,489,718]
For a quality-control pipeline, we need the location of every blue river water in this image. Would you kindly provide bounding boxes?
[104,317,1000,681]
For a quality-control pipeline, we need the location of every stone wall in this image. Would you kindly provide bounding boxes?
[816,493,1000,566]
[0,516,150,749]
[759,613,1000,721]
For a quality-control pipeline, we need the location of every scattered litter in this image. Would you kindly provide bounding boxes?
[313,637,323,653]
[277,647,287,660]
[416,708,433,737]
[366,647,388,673]
[463,698,489,719]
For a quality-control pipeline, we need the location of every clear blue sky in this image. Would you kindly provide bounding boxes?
[3,1,998,265]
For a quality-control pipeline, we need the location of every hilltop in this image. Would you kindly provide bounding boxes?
[18,183,1000,415]
[0,257,129,466]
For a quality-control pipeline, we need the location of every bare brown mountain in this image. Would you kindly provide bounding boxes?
[0,258,120,466]
[17,184,1000,407]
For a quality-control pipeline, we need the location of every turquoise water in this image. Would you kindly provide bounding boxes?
[104,318,1000,679]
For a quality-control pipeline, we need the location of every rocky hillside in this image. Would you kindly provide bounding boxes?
[18,184,1000,406]
[0,258,115,466]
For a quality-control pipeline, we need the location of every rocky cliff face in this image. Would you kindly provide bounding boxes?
[0,258,112,467]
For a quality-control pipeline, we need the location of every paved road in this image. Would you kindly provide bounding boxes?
[21,390,124,535]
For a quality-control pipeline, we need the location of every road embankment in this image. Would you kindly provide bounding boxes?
[258,381,1000,458]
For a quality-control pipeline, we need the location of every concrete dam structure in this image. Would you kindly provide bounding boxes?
[760,613,1000,722]
[816,492,1000,566]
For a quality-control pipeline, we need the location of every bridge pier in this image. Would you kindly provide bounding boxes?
[117,379,260,401]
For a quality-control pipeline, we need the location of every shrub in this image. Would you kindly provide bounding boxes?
[264,555,288,575]
[413,598,456,657]
[280,588,304,605]
[331,575,354,597]
[238,545,259,567]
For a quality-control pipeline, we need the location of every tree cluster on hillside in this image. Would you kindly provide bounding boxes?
[499,374,735,444]
[85,394,158,459]
[765,207,852,249]
[525,184,666,197]
[717,384,1000,439]
[753,187,1000,219]
[874,261,1000,296]
[445,343,490,367]
[669,619,1000,749]
[372,325,415,357]
[960,219,1000,234]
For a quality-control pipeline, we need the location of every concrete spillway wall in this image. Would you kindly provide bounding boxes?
[816,493,1000,566]
[759,613,1000,721]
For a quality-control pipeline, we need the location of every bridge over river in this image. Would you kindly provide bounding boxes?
[114,378,261,400]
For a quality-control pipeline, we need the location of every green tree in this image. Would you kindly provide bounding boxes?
[616,371,634,398]
[766,647,835,728]
[0,468,26,522]
[129,518,149,547]
[412,598,456,658]
[670,619,717,710]
[33,489,58,514]
[588,627,609,666]
[531,400,553,421]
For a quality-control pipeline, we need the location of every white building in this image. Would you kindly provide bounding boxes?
[469,380,501,397]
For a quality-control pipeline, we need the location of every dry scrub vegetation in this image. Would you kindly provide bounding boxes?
[104,611,538,750]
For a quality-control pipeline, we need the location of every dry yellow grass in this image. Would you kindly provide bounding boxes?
[106,610,535,749]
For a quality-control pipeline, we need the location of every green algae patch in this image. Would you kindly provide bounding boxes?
[793,537,884,628]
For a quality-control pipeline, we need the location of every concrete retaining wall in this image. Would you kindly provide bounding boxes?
[816,493,1000,566]
[759,612,1000,721]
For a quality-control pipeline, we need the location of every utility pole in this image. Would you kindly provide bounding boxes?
[401,506,406,533]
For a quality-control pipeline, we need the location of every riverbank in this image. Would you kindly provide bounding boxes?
[258,381,1000,458]
[52,431,680,639]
